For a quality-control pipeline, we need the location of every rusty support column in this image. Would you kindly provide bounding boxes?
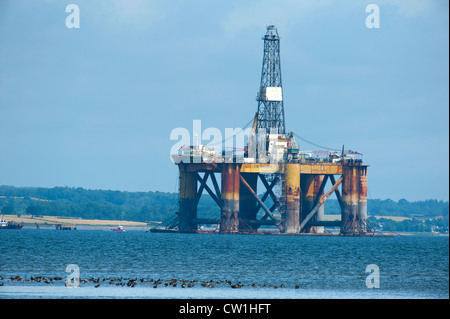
[300,174,314,233]
[178,164,197,233]
[358,166,368,232]
[220,164,240,234]
[312,175,325,234]
[341,165,360,235]
[282,163,300,233]
[239,173,257,231]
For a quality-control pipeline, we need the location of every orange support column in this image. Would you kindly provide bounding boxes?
[282,163,300,233]
[341,165,360,235]
[220,164,240,233]
[358,166,368,232]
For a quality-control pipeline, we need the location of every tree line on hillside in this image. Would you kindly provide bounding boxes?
[368,216,449,234]
[0,185,218,223]
[0,185,448,225]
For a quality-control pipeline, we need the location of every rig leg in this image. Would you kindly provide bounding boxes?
[282,163,300,233]
[178,165,198,233]
[220,164,240,233]
[358,166,368,232]
[341,165,361,235]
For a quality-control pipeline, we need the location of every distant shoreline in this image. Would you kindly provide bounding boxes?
[2,214,447,235]
[2,214,153,229]
[1,213,410,226]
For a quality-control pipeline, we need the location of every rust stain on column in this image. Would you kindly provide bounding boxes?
[283,163,300,233]
[220,164,240,233]
[358,166,368,232]
[341,165,360,235]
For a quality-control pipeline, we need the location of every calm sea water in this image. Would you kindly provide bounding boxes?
[0,229,448,299]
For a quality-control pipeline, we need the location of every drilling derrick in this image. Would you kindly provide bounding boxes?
[256,25,285,135]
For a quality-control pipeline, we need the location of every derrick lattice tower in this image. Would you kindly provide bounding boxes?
[256,25,286,135]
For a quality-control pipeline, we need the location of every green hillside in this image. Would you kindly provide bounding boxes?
[1,185,448,228]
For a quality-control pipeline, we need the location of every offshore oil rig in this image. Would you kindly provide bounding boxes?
[167,25,373,236]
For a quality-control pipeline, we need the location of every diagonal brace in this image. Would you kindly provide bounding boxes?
[255,175,280,214]
[194,172,223,208]
[330,175,345,212]
[298,176,343,233]
[239,174,283,232]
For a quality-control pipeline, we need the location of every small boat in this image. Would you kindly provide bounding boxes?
[55,223,76,230]
[112,225,125,232]
[0,216,23,230]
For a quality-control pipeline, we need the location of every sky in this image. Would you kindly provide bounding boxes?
[0,0,448,201]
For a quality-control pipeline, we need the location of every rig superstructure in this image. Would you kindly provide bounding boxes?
[168,25,372,236]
